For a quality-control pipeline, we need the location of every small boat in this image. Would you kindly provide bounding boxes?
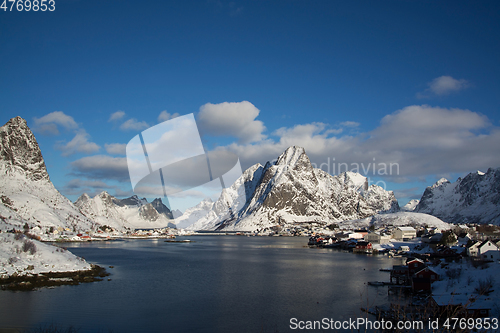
[368,281,385,286]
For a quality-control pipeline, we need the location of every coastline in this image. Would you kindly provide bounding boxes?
[0,264,109,291]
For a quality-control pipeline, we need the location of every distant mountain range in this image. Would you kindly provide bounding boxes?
[1,116,499,233]
[74,192,176,230]
[414,168,500,225]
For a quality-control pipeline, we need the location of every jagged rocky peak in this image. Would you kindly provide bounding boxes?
[188,146,400,231]
[119,195,147,206]
[97,191,115,205]
[416,167,500,225]
[0,116,49,181]
[431,178,450,189]
[151,198,174,219]
[275,146,313,172]
[75,193,91,206]
[401,199,419,212]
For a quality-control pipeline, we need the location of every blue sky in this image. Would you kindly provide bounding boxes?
[1,0,500,212]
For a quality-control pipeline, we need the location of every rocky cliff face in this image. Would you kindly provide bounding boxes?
[183,146,399,231]
[415,168,500,224]
[0,116,49,182]
[0,117,94,231]
[151,198,174,219]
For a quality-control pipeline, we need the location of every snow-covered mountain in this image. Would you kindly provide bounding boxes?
[0,117,95,232]
[175,198,215,229]
[415,168,500,225]
[401,199,419,212]
[75,192,176,230]
[342,211,451,230]
[183,146,399,231]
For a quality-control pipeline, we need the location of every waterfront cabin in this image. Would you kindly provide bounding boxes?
[406,258,426,275]
[411,277,431,293]
[390,265,409,285]
[353,241,373,253]
[414,267,439,281]
[392,227,416,241]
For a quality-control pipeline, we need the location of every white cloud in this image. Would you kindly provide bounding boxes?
[56,130,100,156]
[33,111,79,135]
[158,110,180,122]
[222,105,500,180]
[418,76,471,98]
[105,143,127,155]
[340,121,360,127]
[197,101,266,143]
[71,155,129,182]
[62,179,128,198]
[120,118,149,131]
[66,179,110,189]
[109,111,126,122]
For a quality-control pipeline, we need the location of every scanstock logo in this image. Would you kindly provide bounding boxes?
[125,114,242,225]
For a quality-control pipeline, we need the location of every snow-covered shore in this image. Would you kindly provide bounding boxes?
[0,232,108,290]
[0,232,91,277]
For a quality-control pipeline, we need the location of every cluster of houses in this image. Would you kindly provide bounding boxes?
[308,226,420,251]
[467,239,500,261]
[388,257,495,318]
[390,258,439,292]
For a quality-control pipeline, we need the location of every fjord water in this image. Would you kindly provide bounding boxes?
[0,236,403,332]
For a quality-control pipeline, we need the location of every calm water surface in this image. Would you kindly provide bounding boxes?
[0,236,404,332]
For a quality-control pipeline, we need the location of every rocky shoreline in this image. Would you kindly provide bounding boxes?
[0,264,109,291]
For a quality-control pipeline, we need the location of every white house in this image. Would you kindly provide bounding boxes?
[467,241,480,257]
[348,233,364,239]
[477,240,500,261]
[365,232,391,244]
[393,227,416,241]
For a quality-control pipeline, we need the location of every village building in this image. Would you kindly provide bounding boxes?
[392,226,416,241]
[477,240,500,261]
[353,229,368,237]
[467,241,480,257]
[411,277,432,293]
[430,294,492,318]
[353,241,373,253]
[390,265,409,285]
[364,232,391,244]
[348,232,364,239]
[414,267,439,281]
[406,258,426,275]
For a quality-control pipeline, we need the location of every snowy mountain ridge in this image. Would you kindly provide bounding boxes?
[401,199,419,212]
[415,168,500,225]
[74,192,176,230]
[183,146,400,231]
[0,117,95,232]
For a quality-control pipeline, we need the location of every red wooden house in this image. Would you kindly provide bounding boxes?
[415,267,439,281]
[407,258,426,275]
